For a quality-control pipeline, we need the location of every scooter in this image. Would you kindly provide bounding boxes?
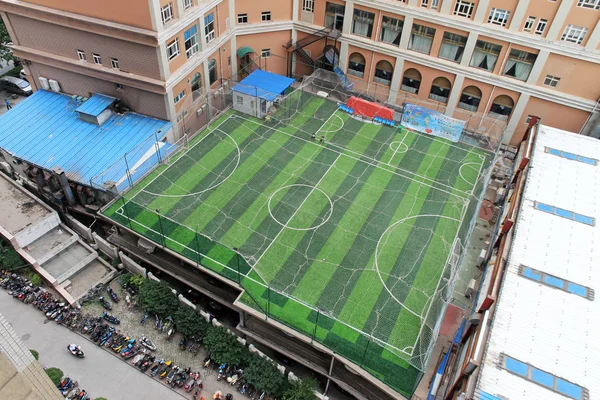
[98,296,112,310]
[166,366,179,385]
[150,360,164,376]
[67,345,84,358]
[140,355,156,371]
[159,361,173,379]
[107,286,119,302]
[101,311,120,325]
[141,336,157,351]
[185,371,201,392]
[140,311,149,324]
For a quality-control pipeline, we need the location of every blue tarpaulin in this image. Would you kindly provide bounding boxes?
[0,90,173,189]
[233,70,295,102]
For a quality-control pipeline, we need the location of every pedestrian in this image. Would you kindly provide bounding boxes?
[5,99,11,110]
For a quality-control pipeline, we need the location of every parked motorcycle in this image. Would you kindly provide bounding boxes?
[150,360,164,377]
[140,311,149,324]
[141,356,157,372]
[166,366,179,385]
[179,336,187,351]
[107,286,119,302]
[101,311,120,325]
[158,360,172,379]
[185,371,201,392]
[131,351,145,366]
[98,296,112,310]
[141,336,157,351]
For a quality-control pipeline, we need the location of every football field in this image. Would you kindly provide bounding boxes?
[103,92,492,395]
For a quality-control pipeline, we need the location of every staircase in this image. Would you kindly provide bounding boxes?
[334,66,354,91]
[296,48,315,68]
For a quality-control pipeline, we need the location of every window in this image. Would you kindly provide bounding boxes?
[421,0,428,6]
[183,0,193,10]
[545,147,597,165]
[401,68,421,94]
[534,201,595,226]
[524,16,535,32]
[191,72,202,96]
[374,60,393,86]
[161,3,173,24]
[177,109,188,123]
[561,25,588,44]
[352,10,375,38]
[503,49,537,81]
[458,86,482,111]
[325,2,345,30]
[77,50,86,61]
[208,59,217,84]
[174,89,186,104]
[261,48,271,58]
[577,0,600,9]
[431,0,440,9]
[488,8,510,27]
[261,11,271,21]
[429,77,451,103]
[237,13,248,24]
[454,0,474,18]
[110,58,119,69]
[380,16,403,45]
[204,13,215,43]
[535,19,548,35]
[470,40,501,71]
[543,75,560,87]
[167,38,180,60]
[408,24,436,54]
[303,0,315,12]
[184,26,199,58]
[236,95,243,105]
[519,265,595,300]
[501,354,588,399]
[347,52,366,78]
[439,32,467,63]
[92,53,101,65]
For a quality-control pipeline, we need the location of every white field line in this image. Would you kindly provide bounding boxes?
[233,114,469,201]
[387,129,409,166]
[128,114,235,203]
[247,153,343,278]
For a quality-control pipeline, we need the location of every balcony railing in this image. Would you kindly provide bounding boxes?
[401,85,418,94]
[458,102,478,112]
[373,76,391,86]
[347,69,364,78]
[428,93,448,103]
[487,111,510,122]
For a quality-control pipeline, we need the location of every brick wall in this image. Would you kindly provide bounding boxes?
[28,62,169,120]
[8,14,161,80]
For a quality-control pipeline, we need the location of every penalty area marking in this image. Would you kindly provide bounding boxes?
[139,128,241,198]
[318,114,345,134]
[458,162,481,186]
[267,184,334,231]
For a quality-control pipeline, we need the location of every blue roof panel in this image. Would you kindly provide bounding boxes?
[233,70,295,101]
[0,90,172,188]
[75,93,116,117]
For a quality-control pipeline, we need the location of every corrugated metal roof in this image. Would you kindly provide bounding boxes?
[233,70,295,101]
[0,90,172,187]
[74,93,116,117]
[477,125,600,400]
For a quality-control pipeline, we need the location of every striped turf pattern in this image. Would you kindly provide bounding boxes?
[104,93,490,396]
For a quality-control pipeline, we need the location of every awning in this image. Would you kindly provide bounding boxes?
[237,46,255,58]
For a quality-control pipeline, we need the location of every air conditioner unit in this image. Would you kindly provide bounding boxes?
[48,79,61,92]
[464,278,477,298]
[196,104,206,116]
[38,77,50,90]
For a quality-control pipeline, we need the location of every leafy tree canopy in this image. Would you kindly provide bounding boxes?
[0,17,13,61]
[138,280,179,318]
[174,304,208,338]
[245,355,288,397]
[0,240,26,271]
[203,326,249,366]
[282,378,318,400]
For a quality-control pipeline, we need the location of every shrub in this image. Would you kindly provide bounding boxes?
[30,273,42,287]
[245,355,287,397]
[174,304,209,338]
[282,378,318,400]
[203,326,249,366]
[29,349,39,360]
[45,367,63,385]
[138,280,179,318]
[0,240,26,271]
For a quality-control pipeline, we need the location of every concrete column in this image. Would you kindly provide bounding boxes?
[199,15,207,51]
[586,19,600,50]
[175,0,185,18]
[292,0,299,21]
[460,33,479,67]
[387,56,405,104]
[399,15,414,50]
[229,0,236,28]
[526,50,549,85]
[502,93,530,143]
[342,0,354,36]
[445,75,465,116]
[508,0,530,32]
[230,34,238,77]
[164,88,178,140]
[338,41,349,71]
[440,0,453,15]
[546,0,575,41]
[408,0,419,6]
[156,43,170,81]
[473,0,491,24]
[203,61,211,91]
[150,0,163,32]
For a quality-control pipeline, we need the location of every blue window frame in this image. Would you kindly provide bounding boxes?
[545,147,598,166]
[518,265,594,300]
[534,202,595,226]
[501,354,587,400]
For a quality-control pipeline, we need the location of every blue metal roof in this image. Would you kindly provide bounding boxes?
[233,70,295,101]
[0,90,173,188]
[75,93,116,117]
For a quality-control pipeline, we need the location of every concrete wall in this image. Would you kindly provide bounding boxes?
[64,214,94,243]
[119,251,147,278]
[93,233,118,259]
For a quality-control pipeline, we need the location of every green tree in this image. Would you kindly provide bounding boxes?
[282,378,318,400]
[174,304,208,338]
[29,349,39,360]
[244,355,287,397]
[203,326,249,366]
[0,16,13,61]
[0,240,26,271]
[45,367,63,385]
[138,280,179,318]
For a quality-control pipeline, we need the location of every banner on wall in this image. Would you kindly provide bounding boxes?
[401,104,465,143]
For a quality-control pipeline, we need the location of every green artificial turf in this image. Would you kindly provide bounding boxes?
[103,93,492,396]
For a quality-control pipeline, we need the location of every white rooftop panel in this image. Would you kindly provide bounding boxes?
[477,125,600,400]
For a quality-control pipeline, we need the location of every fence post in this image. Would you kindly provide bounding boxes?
[121,196,133,229]
[123,154,133,189]
[154,130,163,164]
[312,309,320,343]
[266,285,271,320]
[234,250,241,284]
[155,209,166,248]
[360,336,371,368]
[194,226,202,267]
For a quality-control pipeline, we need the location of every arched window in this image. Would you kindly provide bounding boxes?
[401,68,421,94]
[429,77,452,103]
[208,59,217,85]
[347,52,366,78]
[374,60,394,86]
[191,72,202,99]
[458,85,482,112]
[489,95,514,120]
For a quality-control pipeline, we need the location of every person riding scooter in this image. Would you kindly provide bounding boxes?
[67,343,85,358]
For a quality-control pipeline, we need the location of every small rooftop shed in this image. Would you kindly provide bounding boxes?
[232,70,295,118]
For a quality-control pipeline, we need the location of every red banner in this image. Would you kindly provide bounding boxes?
[346,97,394,121]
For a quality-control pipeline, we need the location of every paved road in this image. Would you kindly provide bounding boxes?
[0,290,187,400]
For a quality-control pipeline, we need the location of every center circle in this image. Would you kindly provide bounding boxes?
[268,184,334,231]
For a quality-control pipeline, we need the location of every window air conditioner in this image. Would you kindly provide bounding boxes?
[38,77,50,90]
[48,79,61,92]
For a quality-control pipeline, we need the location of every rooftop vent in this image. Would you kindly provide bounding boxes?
[75,93,116,125]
